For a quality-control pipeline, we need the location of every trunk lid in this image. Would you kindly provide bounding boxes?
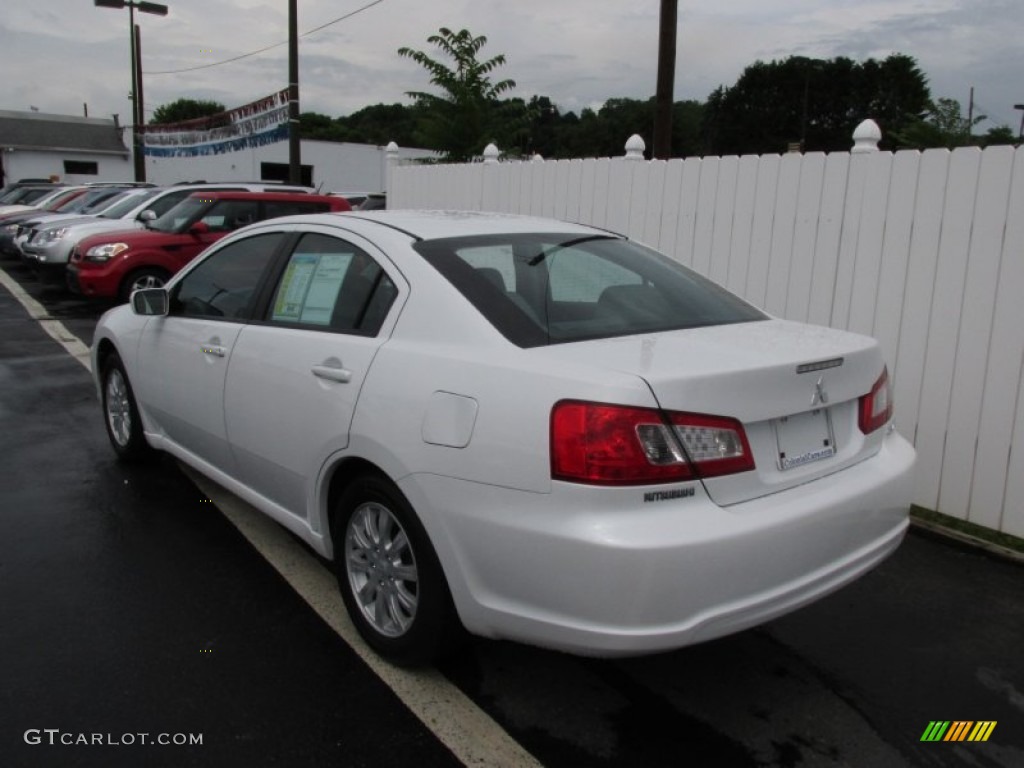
[535,319,888,505]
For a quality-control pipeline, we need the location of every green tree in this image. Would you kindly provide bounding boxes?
[552,97,703,159]
[980,125,1018,147]
[891,97,997,149]
[299,111,347,142]
[398,27,517,161]
[149,98,226,125]
[339,103,422,146]
[702,54,930,154]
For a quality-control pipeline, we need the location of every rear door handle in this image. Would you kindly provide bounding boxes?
[200,344,226,357]
[312,364,353,383]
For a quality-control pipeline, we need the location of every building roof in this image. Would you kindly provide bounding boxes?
[0,110,129,156]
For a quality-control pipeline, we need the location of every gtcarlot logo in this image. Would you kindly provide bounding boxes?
[24,729,203,747]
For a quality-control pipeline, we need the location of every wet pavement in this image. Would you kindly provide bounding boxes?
[0,265,461,768]
[1,261,1023,767]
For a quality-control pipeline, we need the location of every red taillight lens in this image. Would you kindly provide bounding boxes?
[859,367,893,434]
[550,400,754,485]
[666,412,755,478]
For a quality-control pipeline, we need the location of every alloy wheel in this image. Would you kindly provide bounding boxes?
[105,368,132,448]
[345,501,419,638]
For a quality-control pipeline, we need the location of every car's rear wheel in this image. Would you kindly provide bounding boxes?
[101,352,152,462]
[332,475,458,665]
[120,267,170,303]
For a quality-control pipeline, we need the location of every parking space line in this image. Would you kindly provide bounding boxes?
[0,265,92,372]
[1,267,541,767]
[186,468,543,768]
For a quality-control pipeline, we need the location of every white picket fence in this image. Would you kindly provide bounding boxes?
[388,136,1024,539]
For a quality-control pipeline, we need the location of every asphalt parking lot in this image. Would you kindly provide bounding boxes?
[1,261,1022,768]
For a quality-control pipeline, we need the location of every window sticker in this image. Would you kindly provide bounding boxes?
[272,251,353,325]
[300,252,350,325]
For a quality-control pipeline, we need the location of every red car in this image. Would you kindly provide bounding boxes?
[68,190,350,301]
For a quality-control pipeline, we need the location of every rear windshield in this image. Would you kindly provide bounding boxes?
[414,233,766,347]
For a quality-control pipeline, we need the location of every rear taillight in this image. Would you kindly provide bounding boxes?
[666,412,755,478]
[550,400,754,485]
[858,367,893,434]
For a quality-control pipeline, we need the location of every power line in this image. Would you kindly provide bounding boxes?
[146,0,386,75]
[972,99,1014,128]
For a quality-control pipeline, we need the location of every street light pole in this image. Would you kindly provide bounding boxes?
[94,0,168,182]
[1016,104,1024,143]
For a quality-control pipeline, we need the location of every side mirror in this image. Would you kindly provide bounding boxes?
[131,287,169,316]
[189,221,210,235]
[138,209,156,222]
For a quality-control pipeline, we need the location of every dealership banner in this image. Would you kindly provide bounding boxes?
[142,89,290,157]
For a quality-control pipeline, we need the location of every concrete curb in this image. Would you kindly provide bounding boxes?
[909,518,1024,566]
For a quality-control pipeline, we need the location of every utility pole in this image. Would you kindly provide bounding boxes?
[288,0,301,184]
[967,86,974,138]
[652,0,677,159]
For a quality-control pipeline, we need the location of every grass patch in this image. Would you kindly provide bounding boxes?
[911,505,1024,555]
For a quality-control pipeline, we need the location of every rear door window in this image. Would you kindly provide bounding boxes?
[265,233,396,334]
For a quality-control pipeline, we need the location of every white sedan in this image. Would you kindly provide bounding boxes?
[91,210,915,665]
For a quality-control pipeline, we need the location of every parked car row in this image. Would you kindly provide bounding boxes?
[0,181,350,301]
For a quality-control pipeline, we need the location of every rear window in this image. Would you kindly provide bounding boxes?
[414,234,766,347]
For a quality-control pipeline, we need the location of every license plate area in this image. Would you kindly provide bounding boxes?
[774,408,836,471]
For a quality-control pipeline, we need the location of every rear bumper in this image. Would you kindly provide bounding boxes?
[402,428,915,656]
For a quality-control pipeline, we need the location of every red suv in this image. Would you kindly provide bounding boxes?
[68,191,350,301]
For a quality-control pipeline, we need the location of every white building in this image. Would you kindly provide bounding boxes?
[0,110,133,185]
[0,107,437,194]
[145,137,437,194]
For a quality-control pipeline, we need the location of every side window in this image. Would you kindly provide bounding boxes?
[263,200,330,219]
[201,199,260,232]
[146,190,191,218]
[170,233,283,320]
[267,233,396,334]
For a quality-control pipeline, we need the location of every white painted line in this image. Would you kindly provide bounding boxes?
[5,262,542,767]
[186,469,543,768]
[0,264,92,372]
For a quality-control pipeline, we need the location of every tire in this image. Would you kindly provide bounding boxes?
[119,267,170,303]
[332,475,459,666]
[100,352,152,462]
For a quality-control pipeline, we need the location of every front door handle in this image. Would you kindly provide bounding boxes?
[200,344,226,357]
[312,361,352,383]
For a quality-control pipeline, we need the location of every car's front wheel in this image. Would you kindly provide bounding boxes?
[119,267,170,303]
[332,475,459,665]
[100,352,152,462]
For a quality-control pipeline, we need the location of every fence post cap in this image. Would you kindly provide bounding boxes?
[483,143,500,164]
[624,134,646,160]
[385,141,399,152]
[852,119,882,153]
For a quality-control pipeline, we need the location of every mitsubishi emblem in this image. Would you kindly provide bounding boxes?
[811,376,829,407]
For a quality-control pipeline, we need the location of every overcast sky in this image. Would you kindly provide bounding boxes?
[2,0,1023,137]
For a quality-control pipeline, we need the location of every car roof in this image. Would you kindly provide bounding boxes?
[185,190,333,201]
[328,210,609,241]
